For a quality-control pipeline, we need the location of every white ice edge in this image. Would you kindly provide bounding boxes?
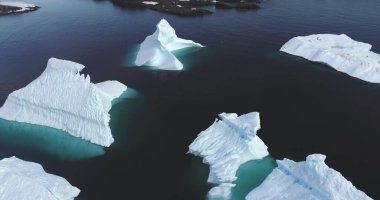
[135,18,204,70]
[280,34,380,83]
[188,112,269,199]
[0,156,80,200]
[0,58,127,147]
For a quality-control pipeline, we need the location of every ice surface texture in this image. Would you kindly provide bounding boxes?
[281,34,380,83]
[0,58,127,147]
[189,112,269,199]
[0,156,80,200]
[246,154,372,200]
[135,19,204,70]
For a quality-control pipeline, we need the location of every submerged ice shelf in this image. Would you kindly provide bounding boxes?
[188,112,269,199]
[0,156,79,200]
[280,34,380,83]
[0,58,127,147]
[135,19,204,70]
[246,154,372,200]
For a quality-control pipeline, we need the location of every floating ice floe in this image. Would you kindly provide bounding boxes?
[135,19,204,70]
[188,112,269,199]
[246,154,372,200]
[0,156,80,200]
[0,1,38,13]
[280,34,380,83]
[0,58,127,147]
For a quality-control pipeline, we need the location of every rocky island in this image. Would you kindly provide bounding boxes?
[109,0,263,16]
[0,1,39,15]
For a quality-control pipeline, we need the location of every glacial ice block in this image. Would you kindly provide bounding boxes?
[0,58,127,147]
[246,154,372,200]
[135,19,204,70]
[0,1,37,13]
[280,34,380,83]
[188,112,269,199]
[0,156,80,200]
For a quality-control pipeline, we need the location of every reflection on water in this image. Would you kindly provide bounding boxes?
[0,119,105,161]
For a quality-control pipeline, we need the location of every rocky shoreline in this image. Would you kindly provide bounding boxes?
[109,0,263,16]
[0,2,39,15]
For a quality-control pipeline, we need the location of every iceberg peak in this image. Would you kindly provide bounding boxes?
[135,18,204,70]
[306,153,326,162]
[0,58,127,147]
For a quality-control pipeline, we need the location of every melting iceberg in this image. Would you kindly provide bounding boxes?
[188,112,269,199]
[0,58,127,147]
[0,156,80,200]
[280,34,380,83]
[246,154,372,200]
[135,19,204,70]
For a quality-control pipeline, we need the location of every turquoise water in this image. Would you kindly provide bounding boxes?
[230,156,277,200]
[0,87,143,160]
[0,118,105,160]
[1,0,380,199]
[122,45,206,71]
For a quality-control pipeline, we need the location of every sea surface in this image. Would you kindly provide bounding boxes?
[1,0,380,199]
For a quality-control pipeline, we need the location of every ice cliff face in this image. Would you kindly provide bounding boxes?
[246,154,372,200]
[0,156,80,200]
[135,19,204,70]
[0,58,127,147]
[188,112,269,199]
[280,34,380,83]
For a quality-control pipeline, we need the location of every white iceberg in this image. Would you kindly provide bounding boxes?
[135,19,204,70]
[280,34,380,83]
[0,156,80,200]
[0,1,38,13]
[246,154,372,200]
[0,58,127,147]
[188,112,269,199]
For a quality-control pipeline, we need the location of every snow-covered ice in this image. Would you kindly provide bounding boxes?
[141,1,158,5]
[246,154,372,200]
[188,112,269,199]
[0,58,127,147]
[0,156,80,200]
[0,1,37,13]
[280,34,380,83]
[135,19,204,70]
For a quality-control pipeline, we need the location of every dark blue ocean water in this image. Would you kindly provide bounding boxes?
[1,0,380,199]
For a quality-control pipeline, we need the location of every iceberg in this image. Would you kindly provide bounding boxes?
[0,58,127,147]
[246,154,372,200]
[135,19,204,70]
[0,156,80,200]
[188,112,269,199]
[280,34,380,83]
[0,2,38,13]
